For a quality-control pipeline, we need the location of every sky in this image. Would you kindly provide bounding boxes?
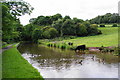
[19,0,119,25]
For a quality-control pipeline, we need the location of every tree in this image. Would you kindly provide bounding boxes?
[48,28,58,38]
[75,23,87,36]
[89,13,120,24]
[73,17,84,24]
[32,28,43,43]
[62,19,76,35]
[2,1,34,43]
[42,30,51,39]
[52,13,62,21]
[3,1,34,18]
[42,27,58,39]
[21,24,35,41]
[52,19,64,37]
[64,15,71,20]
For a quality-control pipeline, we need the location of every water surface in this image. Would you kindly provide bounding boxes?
[18,43,119,78]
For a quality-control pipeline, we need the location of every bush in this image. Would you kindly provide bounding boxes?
[112,24,118,27]
[99,24,105,27]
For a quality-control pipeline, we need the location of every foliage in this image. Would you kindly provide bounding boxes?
[42,30,51,39]
[32,28,43,43]
[33,13,62,26]
[42,27,58,39]
[89,13,120,24]
[75,23,87,36]
[2,1,34,43]
[52,19,64,36]
[62,19,76,35]
[48,28,58,38]
[112,23,118,27]
[21,24,35,41]
[3,1,34,18]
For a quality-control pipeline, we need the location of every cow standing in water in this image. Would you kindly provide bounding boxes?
[75,45,86,52]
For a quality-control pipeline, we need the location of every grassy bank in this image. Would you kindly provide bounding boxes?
[39,26,118,48]
[2,44,44,79]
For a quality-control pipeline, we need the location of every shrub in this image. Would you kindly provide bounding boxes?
[99,24,105,27]
[112,24,118,27]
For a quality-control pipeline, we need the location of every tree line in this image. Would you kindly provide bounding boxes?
[20,14,102,43]
[4,1,119,44]
[89,13,120,24]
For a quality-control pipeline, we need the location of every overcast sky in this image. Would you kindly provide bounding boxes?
[19,0,119,25]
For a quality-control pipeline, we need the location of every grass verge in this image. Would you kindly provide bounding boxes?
[2,44,44,79]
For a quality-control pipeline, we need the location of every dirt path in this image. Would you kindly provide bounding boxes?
[2,44,15,52]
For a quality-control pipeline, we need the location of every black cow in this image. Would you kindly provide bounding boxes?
[68,42,73,45]
[75,45,86,52]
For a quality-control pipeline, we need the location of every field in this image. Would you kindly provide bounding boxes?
[41,25,118,47]
[64,27,118,47]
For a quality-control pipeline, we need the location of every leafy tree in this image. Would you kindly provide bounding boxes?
[75,23,87,36]
[32,28,43,43]
[48,28,58,38]
[3,1,34,18]
[2,1,34,43]
[52,13,62,21]
[42,30,51,39]
[89,13,120,24]
[52,19,64,37]
[73,17,84,24]
[62,19,75,35]
[64,15,71,20]
[33,13,62,26]
[21,24,35,41]
[42,27,58,39]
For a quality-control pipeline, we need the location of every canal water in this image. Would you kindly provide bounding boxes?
[18,43,119,78]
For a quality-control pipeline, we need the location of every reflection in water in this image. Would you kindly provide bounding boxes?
[18,43,118,78]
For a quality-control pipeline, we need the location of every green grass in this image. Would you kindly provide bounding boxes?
[64,27,118,47]
[41,26,118,47]
[2,46,44,79]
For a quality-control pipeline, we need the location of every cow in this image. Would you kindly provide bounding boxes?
[75,45,86,52]
[68,42,73,45]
